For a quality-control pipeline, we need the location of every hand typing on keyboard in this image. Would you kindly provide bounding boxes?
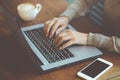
[44,17,69,38]
[25,28,74,63]
[43,16,88,50]
[54,29,88,49]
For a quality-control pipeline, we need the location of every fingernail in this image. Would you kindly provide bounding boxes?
[59,47,62,50]
[49,35,51,38]
[46,34,48,37]
[56,31,58,35]
[49,35,52,38]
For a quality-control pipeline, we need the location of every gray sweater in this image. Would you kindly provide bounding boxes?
[61,0,120,53]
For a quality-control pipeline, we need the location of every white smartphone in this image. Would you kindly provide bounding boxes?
[77,58,113,80]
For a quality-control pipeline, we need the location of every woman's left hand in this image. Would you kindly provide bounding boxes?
[54,29,88,49]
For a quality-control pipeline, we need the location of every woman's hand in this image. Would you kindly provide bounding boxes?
[44,16,69,38]
[54,29,88,49]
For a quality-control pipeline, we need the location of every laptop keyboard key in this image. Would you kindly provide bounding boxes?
[25,28,75,63]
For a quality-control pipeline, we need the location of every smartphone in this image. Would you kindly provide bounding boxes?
[77,58,113,80]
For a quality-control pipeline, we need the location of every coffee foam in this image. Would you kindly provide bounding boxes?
[18,3,35,11]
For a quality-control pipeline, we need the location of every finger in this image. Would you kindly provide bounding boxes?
[59,40,74,49]
[44,21,51,36]
[44,19,56,37]
[55,35,72,47]
[44,20,50,32]
[55,30,69,43]
[49,21,59,38]
[56,25,67,35]
[58,29,71,36]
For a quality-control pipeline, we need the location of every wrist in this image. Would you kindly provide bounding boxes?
[59,15,70,22]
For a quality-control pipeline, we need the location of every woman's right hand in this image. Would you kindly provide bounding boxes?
[44,16,69,38]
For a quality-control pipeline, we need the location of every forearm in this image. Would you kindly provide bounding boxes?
[87,33,120,53]
[61,0,90,21]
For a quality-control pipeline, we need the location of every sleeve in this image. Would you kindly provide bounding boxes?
[87,33,120,54]
[60,0,90,20]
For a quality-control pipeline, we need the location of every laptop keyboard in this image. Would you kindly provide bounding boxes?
[24,28,74,63]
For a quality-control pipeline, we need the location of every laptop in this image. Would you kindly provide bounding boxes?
[19,23,103,71]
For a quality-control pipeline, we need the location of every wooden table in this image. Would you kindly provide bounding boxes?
[0,0,120,80]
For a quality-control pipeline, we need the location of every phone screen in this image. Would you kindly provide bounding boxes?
[81,60,109,78]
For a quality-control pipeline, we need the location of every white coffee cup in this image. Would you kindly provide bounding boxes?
[17,3,42,21]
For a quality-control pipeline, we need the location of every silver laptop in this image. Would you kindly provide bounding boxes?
[20,23,103,71]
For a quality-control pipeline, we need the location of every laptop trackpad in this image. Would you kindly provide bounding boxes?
[68,45,102,59]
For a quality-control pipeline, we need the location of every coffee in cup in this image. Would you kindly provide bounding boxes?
[17,3,42,21]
